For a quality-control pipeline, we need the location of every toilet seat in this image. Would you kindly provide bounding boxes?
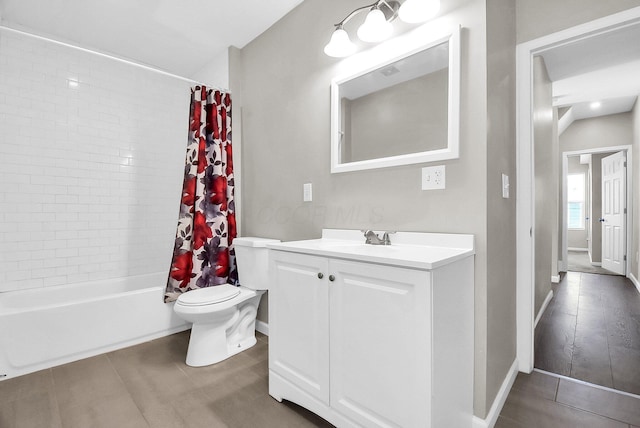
[176,285,241,306]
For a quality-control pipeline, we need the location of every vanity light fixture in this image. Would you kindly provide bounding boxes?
[324,0,441,58]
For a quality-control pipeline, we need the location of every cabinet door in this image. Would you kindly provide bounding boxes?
[329,260,431,428]
[269,251,330,404]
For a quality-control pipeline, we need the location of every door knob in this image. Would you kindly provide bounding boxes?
[318,272,324,279]
[599,218,605,222]
[329,275,335,282]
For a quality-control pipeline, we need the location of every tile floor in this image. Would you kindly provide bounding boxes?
[535,271,640,395]
[2,327,639,427]
[496,370,640,427]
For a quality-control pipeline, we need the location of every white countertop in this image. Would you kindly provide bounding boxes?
[267,229,474,270]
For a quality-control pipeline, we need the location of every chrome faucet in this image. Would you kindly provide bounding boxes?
[362,230,395,245]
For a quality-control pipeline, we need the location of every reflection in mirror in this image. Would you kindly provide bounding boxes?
[339,42,449,163]
[330,26,460,173]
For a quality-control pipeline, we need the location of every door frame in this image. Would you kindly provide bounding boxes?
[516,7,640,373]
[561,147,632,275]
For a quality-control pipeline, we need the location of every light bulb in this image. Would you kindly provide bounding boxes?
[398,0,440,23]
[324,28,357,57]
[357,8,393,43]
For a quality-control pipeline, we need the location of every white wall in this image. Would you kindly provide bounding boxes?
[0,28,192,292]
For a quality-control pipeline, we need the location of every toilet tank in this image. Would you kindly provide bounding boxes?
[234,237,280,290]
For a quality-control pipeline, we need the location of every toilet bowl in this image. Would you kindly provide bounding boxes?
[173,237,280,367]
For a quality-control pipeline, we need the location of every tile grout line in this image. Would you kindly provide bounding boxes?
[534,368,640,400]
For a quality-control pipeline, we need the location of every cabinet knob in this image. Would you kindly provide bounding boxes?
[317,272,324,279]
[329,275,335,282]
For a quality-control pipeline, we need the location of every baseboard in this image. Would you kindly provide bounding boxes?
[472,359,519,428]
[534,289,554,328]
[256,320,269,336]
[568,247,588,252]
[630,272,640,295]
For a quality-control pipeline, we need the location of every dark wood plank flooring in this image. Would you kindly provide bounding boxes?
[535,271,640,395]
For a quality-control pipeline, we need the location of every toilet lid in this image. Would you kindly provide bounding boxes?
[177,285,241,306]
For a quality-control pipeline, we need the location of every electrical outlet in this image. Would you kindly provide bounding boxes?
[422,165,445,190]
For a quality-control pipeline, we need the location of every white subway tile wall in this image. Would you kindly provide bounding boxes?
[0,29,193,292]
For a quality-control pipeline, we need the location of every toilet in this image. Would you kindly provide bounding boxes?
[173,237,279,367]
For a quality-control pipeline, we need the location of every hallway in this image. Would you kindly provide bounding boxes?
[534,271,640,395]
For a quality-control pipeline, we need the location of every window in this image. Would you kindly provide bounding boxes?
[567,173,585,230]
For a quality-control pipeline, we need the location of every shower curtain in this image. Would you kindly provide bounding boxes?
[164,86,237,303]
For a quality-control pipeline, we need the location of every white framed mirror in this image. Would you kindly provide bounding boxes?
[330,25,460,173]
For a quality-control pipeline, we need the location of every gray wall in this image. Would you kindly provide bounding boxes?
[560,114,634,271]
[533,56,554,315]
[561,113,634,153]
[485,0,517,416]
[516,0,640,43]
[519,0,640,280]
[232,0,509,419]
[231,0,640,420]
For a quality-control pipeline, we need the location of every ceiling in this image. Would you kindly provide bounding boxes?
[0,0,304,78]
[539,22,640,122]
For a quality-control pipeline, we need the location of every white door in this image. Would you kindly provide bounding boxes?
[601,151,626,275]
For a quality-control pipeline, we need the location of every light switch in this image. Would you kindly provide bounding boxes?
[502,174,510,198]
[303,183,312,202]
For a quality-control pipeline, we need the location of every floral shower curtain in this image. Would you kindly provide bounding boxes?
[164,86,237,303]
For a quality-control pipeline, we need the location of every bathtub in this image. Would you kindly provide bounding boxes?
[0,272,189,381]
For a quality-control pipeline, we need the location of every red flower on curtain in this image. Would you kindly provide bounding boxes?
[224,143,233,177]
[169,251,194,288]
[197,137,207,174]
[210,175,228,211]
[228,213,237,245]
[214,248,230,277]
[181,176,196,208]
[193,212,213,250]
[165,86,237,303]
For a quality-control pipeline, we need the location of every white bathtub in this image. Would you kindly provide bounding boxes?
[0,272,189,380]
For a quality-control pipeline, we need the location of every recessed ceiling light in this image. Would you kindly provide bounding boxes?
[67,79,79,88]
[590,101,601,109]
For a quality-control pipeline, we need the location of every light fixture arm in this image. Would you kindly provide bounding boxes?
[332,0,400,29]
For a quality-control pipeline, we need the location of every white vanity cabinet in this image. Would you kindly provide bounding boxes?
[268,230,474,428]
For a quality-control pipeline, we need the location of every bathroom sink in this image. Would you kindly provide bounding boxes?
[267,229,474,270]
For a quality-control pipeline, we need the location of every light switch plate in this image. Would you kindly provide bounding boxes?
[422,165,445,190]
[502,174,510,198]
[303,183,312,202]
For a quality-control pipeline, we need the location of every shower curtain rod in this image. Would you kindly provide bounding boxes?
[0,24,231,93]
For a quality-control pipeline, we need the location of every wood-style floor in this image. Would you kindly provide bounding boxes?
[2,321,639,427]
[0,332,332,428]
[535,271,640,395]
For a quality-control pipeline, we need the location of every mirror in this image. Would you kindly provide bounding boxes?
[330,25,460,173]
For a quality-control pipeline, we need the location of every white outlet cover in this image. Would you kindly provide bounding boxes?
[422,165,445,190]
